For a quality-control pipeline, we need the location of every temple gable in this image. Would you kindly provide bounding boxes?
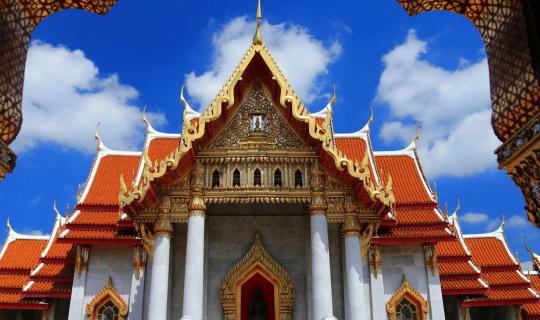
[206,83,307,150]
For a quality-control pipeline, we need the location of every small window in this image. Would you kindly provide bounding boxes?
[98,300,120,320]
[253,169,262,186]
[212,170,220,188]
[274,169,282,187]
[294,169,303,188]
[233,169,241,187]
[396,298,418,320]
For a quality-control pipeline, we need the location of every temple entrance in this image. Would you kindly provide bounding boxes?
[240,268,276,320]
[220,233,295,320]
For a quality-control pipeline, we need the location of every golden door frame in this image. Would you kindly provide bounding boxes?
[220,233,295,320]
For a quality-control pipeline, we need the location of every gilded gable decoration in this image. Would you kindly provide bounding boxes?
[220,233,295,320]
[85,277,128,320]
[386,275,429,320]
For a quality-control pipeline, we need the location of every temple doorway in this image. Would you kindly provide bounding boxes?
[240,269,276,320]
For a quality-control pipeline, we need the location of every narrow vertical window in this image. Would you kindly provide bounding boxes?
[253,168,262,186]
[212,170,220,188]
[274,169,282,187]
[294,169,303,188]
[233,169,241,187]
[97,300,120,320]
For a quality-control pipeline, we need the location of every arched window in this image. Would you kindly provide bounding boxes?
[212,170,220,188]
[253,168,262,186]
[386,276,428,320]
[85,278,128,320]
[396,298,418,320]
[274,169,282,187]
[98,300,120,320]
[294,169,303,188]
[233,169,241,187]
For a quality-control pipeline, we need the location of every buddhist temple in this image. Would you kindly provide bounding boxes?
[0,2,539,320]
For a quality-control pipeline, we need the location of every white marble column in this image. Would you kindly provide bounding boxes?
[68,246,89,320]
[128,247,146,320]
[147,217,172,320]
[342,196,368,320]
[310,162,334,320]
[182,162,206,320]
[369,245,386,320]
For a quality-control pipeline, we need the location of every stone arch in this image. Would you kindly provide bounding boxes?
[220,233,295,320]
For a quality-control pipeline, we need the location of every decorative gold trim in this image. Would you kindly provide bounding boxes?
[423,244,437,277]
[85,277,128,320]
[139,223,155,259]
[75,246,89,278]
[386,275,429,320]
[220,233,295,320]
[119,32,394,211]
[361,222,378,258]
[133,246,147,280]
[368,245,382,278]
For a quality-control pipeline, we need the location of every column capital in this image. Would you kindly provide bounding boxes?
[154,216,173,237]
[342,195,360,237]
[309,162,327,216]
[189,161,207,217]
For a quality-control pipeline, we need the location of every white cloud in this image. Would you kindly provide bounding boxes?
[521,260,534,272]
[185,16,341,109]
[376,30,499,178]
[486,217,502,232]
[507,215,528,228]
[21,228,49,237]
[13,41,165,154]
[461,212,489,224]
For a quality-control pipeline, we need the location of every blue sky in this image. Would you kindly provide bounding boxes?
[1,0,537,267]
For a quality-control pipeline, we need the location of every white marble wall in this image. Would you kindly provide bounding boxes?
[67,246,141,320]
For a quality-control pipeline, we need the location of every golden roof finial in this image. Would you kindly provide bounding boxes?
[499,214,506,230]
[253,0,263,45]
[368,105,374,126]
[65,202,70,220]
[76,184,82,203]
[6,216,12,233]
[413,122,420,145]
[53,199,61,218]
[452,198,461,219]
[94,122,108,151]
[432,181,438,202]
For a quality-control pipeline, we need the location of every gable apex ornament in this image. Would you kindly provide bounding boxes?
[253,0,263,45]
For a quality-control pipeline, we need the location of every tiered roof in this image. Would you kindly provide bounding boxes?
[0,221,49,309]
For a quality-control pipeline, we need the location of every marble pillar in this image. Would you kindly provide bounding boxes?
[147,217,173,320]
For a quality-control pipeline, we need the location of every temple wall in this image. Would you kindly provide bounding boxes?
[380,245,441,320]
[67,246,140,320]
[204,214,309,319]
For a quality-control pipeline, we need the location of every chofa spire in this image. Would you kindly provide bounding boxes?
[253,0,263,45]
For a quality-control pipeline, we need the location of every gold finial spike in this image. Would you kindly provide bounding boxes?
[368,105,374,126]
[94,122,107,151]
[452,198,461,218]
[499,215,506,230]
[253,0,263,45]
[432,181,438,202]
[65,202,70,220]
[413,122,420,145]
[6,216,12,232]
[76,184,82,203]
[53,199,61,218]
[525,237,533,255]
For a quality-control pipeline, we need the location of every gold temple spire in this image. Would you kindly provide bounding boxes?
[6,216,11,232]
[253,0,263,45]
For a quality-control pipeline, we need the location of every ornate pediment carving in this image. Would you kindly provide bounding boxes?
[207,83,306,150]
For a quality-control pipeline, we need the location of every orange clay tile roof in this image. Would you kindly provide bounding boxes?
[148,137,181,163]
[0,275,29,289]
[43,242,74,260]
[483,271,529,286]
[83,155,140,205]
[437,239,469,258]
[334,137,376,178]
[485,288,538,301]
[441,278,486,291]
[60,229,138,242]
[374,154,433,205]
[523,273,540,318]
[33,264,74,278]
[394,209,443,225]
[25,282,72,294]
[376,227,451,240]
[0,239,47,271]
[70,207,120,226]
[0,293,45,306]
[439,261,479,276]
[465,237,517,268]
